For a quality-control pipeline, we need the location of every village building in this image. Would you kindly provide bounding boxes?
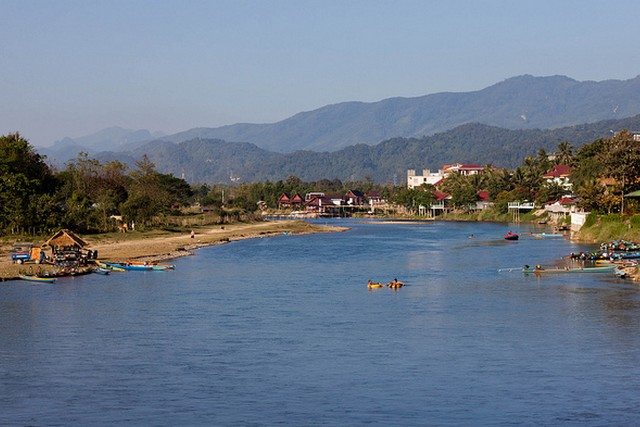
[290,193,304,207]
[543,164,572,190]
[277,192,306,209]
[543,196,578,222]
[442,163,484,176]
[45,229,94,266]
[407,164,484,189]
[304,195,340,216]
[345,190,365,205]
[366,191,385,206]
[277,193,291,208]
[407,169,445,189]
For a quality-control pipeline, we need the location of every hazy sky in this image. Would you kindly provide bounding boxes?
[2,0,640,146]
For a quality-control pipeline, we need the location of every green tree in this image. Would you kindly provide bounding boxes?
[598,131,640,214]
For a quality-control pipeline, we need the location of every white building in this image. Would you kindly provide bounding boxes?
[407,164,484,189]
[407,169,445,189]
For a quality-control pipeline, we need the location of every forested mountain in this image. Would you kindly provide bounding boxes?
[91,114,640,184]
[41,126,163,165]
[158,74,640,152]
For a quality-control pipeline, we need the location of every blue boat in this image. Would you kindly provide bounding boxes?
[103,262,153,271]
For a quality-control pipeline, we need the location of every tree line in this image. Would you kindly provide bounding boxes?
[2,130,639,236]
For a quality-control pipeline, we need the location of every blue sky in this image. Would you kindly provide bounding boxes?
[2,0,640,146]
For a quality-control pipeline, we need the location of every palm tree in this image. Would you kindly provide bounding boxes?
[555,141,574,166]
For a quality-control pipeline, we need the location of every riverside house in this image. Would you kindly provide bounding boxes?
[543,164,572,190]
[407,163,484,189]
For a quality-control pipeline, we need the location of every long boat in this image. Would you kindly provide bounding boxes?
[523,265,617,275]
[102,262,153,271]
[532,233,565,238]
[18,275,57,283]
[127,261,175,271]
[96,261,126,272]
[611,251,640,260]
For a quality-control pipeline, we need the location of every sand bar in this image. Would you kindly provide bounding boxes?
[0,221,347,280]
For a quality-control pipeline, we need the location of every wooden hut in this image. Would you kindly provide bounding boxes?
[45,229,93,265]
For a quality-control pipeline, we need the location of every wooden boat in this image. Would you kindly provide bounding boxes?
[127,261,175,271]
[532,233,564,239]
[150,264,175,271]
[504,232,519,241]
[367,280,384,289]
[103,262,153,271]
[523,265,616,275]
[97,261,125,272]
[18,275,57,283]
[611,251,640,260]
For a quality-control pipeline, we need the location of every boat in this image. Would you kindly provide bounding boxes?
[611,251,640,260]
[522,265,617,275]
[92,267,111,275]
[126,261,175,271]
[532,233,564,239]
[150,265,174,271]
[367,280,384,289]
[102,262,153,271]
[388,279,404,289]
[18,275,57,283]
[96,261,125,272]
[504,231,519,241]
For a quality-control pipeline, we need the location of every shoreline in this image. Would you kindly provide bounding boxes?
[0,221,348,281]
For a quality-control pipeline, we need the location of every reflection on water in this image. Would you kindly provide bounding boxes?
[1,219,639,425]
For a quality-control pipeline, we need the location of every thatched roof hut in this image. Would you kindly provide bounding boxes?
[45,229,88,250]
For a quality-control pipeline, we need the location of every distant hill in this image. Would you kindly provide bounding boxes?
[89,114,640,184]
[41,126,164,165]
[158,74,640,152]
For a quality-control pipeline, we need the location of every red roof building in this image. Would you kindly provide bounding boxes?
[277,193,291,208]
[543,164,572,190]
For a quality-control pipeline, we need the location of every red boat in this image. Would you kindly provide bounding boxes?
[504,231,519,241]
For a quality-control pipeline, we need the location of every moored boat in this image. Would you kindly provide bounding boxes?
[532,233,564,239]
[97,261,126,272]
[18,275,57,283]
[92,267,111,275]
[102,262,153,271]
[523,265,616,275]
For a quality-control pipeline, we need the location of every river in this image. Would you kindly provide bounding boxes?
[1,219,639,425]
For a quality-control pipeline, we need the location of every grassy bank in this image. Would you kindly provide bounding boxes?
[575,214,640,243]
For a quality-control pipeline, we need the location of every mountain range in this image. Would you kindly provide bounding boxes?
[44,74,640,159]
[41,126,165,165]
[157,74,640,152]
[91,114,640,184]
[37,73,640,183]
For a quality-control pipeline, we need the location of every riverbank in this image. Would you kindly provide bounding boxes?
[0,221,347,280]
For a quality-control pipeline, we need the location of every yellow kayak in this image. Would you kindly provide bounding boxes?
[367,281,384,289]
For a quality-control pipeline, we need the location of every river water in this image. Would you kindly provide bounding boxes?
[1,220,639,425]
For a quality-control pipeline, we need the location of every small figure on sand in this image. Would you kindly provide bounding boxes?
[190,230,195,239]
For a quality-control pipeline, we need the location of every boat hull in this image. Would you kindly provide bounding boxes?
[18,275,57,283]
[523,266,616,274]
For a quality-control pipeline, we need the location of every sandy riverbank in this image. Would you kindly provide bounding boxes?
[0,221,347,280]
